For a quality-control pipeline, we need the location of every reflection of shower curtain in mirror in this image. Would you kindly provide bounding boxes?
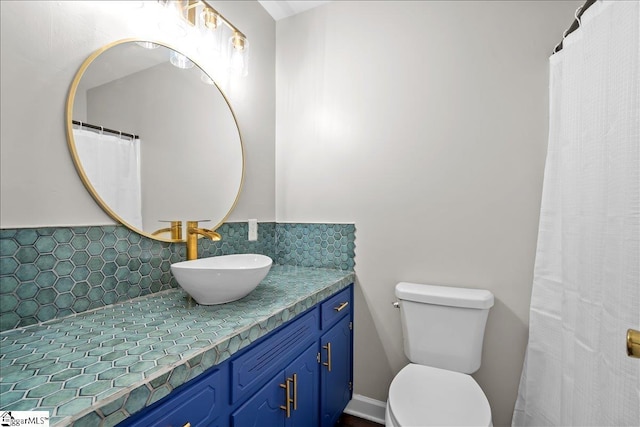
[73,128,143,230]
[513,1,639,426]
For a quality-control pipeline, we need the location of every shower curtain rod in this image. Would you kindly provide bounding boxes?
[72,120,139,140]
[553,0,596,54]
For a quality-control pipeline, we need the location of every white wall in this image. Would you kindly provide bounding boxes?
[275,1,582,425]
[0,1,275,228]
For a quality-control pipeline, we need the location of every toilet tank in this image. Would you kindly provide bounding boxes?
[395,282,494,374]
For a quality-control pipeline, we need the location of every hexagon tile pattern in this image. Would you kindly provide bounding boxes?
[0,265,354,427]
[0,226,181,332]
[0,222,354,331]
[200,222,276,259]
[276,223,356,270]
[0,223,279,331]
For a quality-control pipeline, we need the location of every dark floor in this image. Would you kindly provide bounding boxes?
[336,413,383,427]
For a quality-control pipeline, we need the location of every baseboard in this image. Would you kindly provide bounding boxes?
[344,394,386,425]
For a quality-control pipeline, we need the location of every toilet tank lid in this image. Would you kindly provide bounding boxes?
[395,282,494,309]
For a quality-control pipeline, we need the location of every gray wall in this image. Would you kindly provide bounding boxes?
[0,1,276,227]
[274,1,582,425]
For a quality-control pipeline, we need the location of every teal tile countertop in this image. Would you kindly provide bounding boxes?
[0,265,355,426]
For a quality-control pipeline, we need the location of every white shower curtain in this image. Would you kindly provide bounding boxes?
[73,128,143,230]
[513,1,639,426]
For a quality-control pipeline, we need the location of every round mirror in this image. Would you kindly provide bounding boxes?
[66,39,244,242]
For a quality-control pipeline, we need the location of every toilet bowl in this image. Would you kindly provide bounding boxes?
[385,364,492,427]
[387,282,494,427]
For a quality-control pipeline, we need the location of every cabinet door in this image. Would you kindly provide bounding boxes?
[231,372,286,427]
[320,315,352,427]
[231,343,320,427]
[121,367,224,427]
[286,343,319,427]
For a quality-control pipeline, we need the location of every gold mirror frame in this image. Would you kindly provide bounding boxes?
[65,39,245,243]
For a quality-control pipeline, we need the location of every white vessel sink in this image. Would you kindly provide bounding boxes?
[171,254,273,305]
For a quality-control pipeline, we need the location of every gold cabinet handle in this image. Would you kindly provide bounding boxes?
[322,342,332,372]
[334,301,349,312]
[279,377,294,418]
[627,329,640,358]
[182,423,191,427]
[292,373,298,410]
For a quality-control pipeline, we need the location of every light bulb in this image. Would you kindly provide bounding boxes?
[232,33,246,51]
[200,8,219,31]
[197,12,223,58]
[227,33,249,76]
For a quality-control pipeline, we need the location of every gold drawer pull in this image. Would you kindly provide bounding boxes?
[334,301,349,312]
[292,373,298,410]
[322,342,332,372]
[279,377,293,418]
[183,423,191,427]
[627,328,640,358]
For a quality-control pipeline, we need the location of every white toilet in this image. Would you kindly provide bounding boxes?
[386,282,494,427]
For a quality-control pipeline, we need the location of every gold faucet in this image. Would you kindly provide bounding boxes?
[151,220,183,240]
[186,220,221,260]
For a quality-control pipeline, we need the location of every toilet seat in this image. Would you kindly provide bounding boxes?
[387,364,492,427]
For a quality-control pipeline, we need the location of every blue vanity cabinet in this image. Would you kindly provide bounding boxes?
[118,284,353,427]
[319,287,353,427]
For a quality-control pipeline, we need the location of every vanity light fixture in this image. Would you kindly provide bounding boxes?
[197,5,223,57]
[229,31,249,77]
[200,6,219,30]
[159,0,249,76]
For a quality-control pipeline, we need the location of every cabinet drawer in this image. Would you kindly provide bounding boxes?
[231,308,319,403]
[321,286,352,330]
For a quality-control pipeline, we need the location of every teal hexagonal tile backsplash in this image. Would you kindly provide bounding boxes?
[276,223,356,270]
[0,222,355,331]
